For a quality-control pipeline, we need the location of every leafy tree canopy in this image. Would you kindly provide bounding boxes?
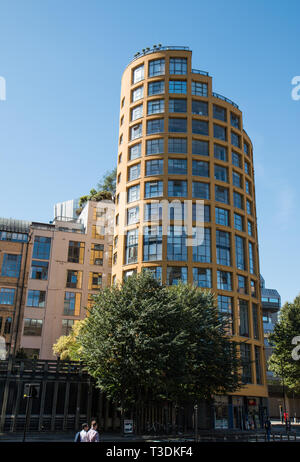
[53,319,86,361]
[97,168,117,195]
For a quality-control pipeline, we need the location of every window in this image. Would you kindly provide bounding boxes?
[252,304,259,340]
[193,204,210,222]
[233,191,243,209]
[169,118,187,133]
[240,343,252,383]
[125,229,138,264]
[215,165,228,182]
[129,143,141,160]
[121,97,125,107]
[146,159,163,176]
[192,119,208,135]
[213,105,226,121]
[192,182,210,199]
[168,138,187,153]
[133,64,144,84]
[215,207,229,226]
[0,288,15,305]
[192,227,211,262]
[234,213,244,231]
[239,300,249,337]
[244,142,249,155]
[167,226,187,261]
[143,226,162,261]
[148,80,165,96]
[217,270,232,291]
[131,104,143,121]
[169,57,187,74]
[245,161,250,175]
[146,138,164,155]
[66,270,82,289]
[215,185,229,204]
[68,241,85,264]
[192,81,208,96]
[145,181,163,198]
[169,80,187,94]
[64,292,81,316]
[144,202,163,221]
[144,266,162,281]
[214,144,227,161]
[246,200,252,215]
[245,180,251,195]
[32,236,51,260]
[30,260,48,280]
[169,98,187,113]
[255,346,262,384]
[214,124,226,141]
[127,206,139,225]
[216,230,231,266]
[23,318,43,336]
[62,319,74,336]
[193,268,211,288]
[168,180,187,197]
[192,139,209,156]
[249,241,255,274]
[218,295,234,334]
[166,266,188,285]
[92,224,105,240]
[88,272,102,290]
[0,231,28,242]
[231,113,240,129]
[130,123,142,140]
[148,58,165,77]
[237,275,247,294]
[127,184,140,203]
[192,160,209,177]
[90,243,104,265]
[147,118,164,135]
[231,131,240,148]
[169,202,185,221]
[27,290,46,307]
[232,151,242,168]
[192,100,208,116]
[250,280,256,297]
[119,134,123,145]
[148,99,164,115]
[232,171,242,188]
[1,254,21,277]
[128,163,141,181]
[132,85,143,102]
[248,220,253,236]
[235,235,245,270]
[168,158,187,175]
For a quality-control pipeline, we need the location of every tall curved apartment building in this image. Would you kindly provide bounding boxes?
[113,46,268,428]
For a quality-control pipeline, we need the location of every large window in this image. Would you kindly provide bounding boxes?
[169,80,187,94]
[215,185,229,204]
[192,182,210,199]
[233,191,243,209]
[128,163,141,181]
[169,57,187,74]
[216,230,231,266]
[88,272,102,290]
[168,138,187,153]
[193,204,210,222]
[237,275,247,294]
[127,206,139,225]
[64,292,81,316]
[249,241,255,274]
[255,346,262,384]
[66,270,82,289]
[129,143,141,160]
[0,288,15,305]
[168,158,187,175]
[240,343,252,383]
[232,171,242,188]
[146,138,164,155]
[252,304,259,340]
[143,226,162,261]
[130,123,142,140]
[192,160,209,177]
[146,159,163,176]
[148,59,165,77]
[169,118,187,133]
[218,295,234,335]
[231,113,240,129]
[214,165,228,182]
[132,85,143,102]
[231,131,240,148]
[148,80,165,96]
[166,266,188,285]
[214,144,227,161]
[90,243,104,265]
[168,180,187,197]
[192,100,208,116]
[1,254,21,277]
[192,227,211,262]
[192,119,209,135]
[147,118,164,135]
[191,81,208,96]
[127,184,140,203]
[213,105,227,121]
[62,319,74,336]
[30,260,48,280]
[214,124,226,141]
[192,139,209,156]
[232,151,242,168]
[27,290,46,308]
[169,98,187,113]
[148,99,164,115]
[32,236,51,260]
[234,213,244,231]
[193,268,211,288]
[131,104,143,121]
[235,235,245,270]
[217,270,232,291]
[125,229,138,264]
[132,64,144,84]
[144,266,162,281]
[144,202,163,222]
[145,181,163,198]
[68,241,85,264]
[23,318,43,336]
[239,300,249,337]
[215,207,229,226]
[167,226,187,261]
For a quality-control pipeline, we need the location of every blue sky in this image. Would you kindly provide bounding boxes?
[0,0,299,304]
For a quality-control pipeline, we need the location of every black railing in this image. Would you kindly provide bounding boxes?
[192,68,209,76]
[129,46,190,64]
[212,92,239,109]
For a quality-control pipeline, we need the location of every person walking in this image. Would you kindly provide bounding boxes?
[264,417,272,442]
[87,420,100,442]
[74,423,89,442]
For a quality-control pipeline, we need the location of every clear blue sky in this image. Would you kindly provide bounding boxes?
[0,0,299,304]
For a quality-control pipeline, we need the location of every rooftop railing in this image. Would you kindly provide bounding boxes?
[212,92,239,109]
[192,68,209,76]
[129,46,190,65]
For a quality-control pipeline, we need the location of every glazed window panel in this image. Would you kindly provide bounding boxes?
[234,213,244,231]
[249,241,255,274]
[30,260,48,280]
[144,202,163,221]
[27,290,46,308]
[246,200,252,215]
[130,123,142,140]
[214,165,228,182]
[192,100,208,116]
[192,227,211,263]
[192,119,209,136]
[88,272,102,290]
[1,254,21,278]
[214,144,227,161]
[147,118,164,135]
[23,318,43,336]
[92,224,105,239]
[235,235,245,270]
[145,181,163,198]
[132,85,144,102]
[192,139,209,156]
[125,228,139,264]
[218,295,234,335]
[240,343,252,383]
[143,266,162,281]
[239,300,250,338]
[216,230,231,266]
[191,81,208,96]
[168,158,187,175]
[129,143,141,160]
[232,171,242,188]
[128,163,141,181]
[168,138,187,154]
[192,181,210,199]
[169,57,187,75]
[192,160,209,177]
[233,191,244,210]
[169,118,187,133]
[146,159,164,176]
[213,105,227,122]
[232,151,242,168]
[192,204,210,222]
[147,99,164,115]
[90,244,104,265]
[148,58,165,77]
[0,288,16,305]
[237,275,247,294]
[215,185,229,204]
[252,304,259,340]
[132,64,144,84]
[169,98,187,113]
[255,346,262,384]
[66,270,83,289]
[231,113,240,129]
[166,266,188,285]
[148,80,165,96]
[213,124,226,141]
[168,180,187,197]
[231,131,240,148]
[217,270,232,291]
[143,225,163,262]
[64,292,81,316]
[244,142,249,155]
[167,226,188,261]
[193,268,211,288]
[127,184,140,203]
[131,104,143,121]
[146,138,164,155]
[169,80,187,94]
[62,319,75,336]
[4,316,12,334]
[248,220,253,236]
[215,207,229,226]
[32,236,51,260]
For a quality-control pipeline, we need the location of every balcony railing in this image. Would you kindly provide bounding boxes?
[192,68,209,76]
[129,46,190,64]
[212,92,239,109]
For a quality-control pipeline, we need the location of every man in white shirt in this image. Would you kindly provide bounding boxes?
[79,423,89,442]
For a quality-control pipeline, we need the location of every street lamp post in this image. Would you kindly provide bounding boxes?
[280,358,288,432]
[194,404,198,442]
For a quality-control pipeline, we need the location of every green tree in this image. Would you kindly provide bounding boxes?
[77,272,241,427]
[269,295,300,392]
[53,319,86,360]
[97,168,117,195]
